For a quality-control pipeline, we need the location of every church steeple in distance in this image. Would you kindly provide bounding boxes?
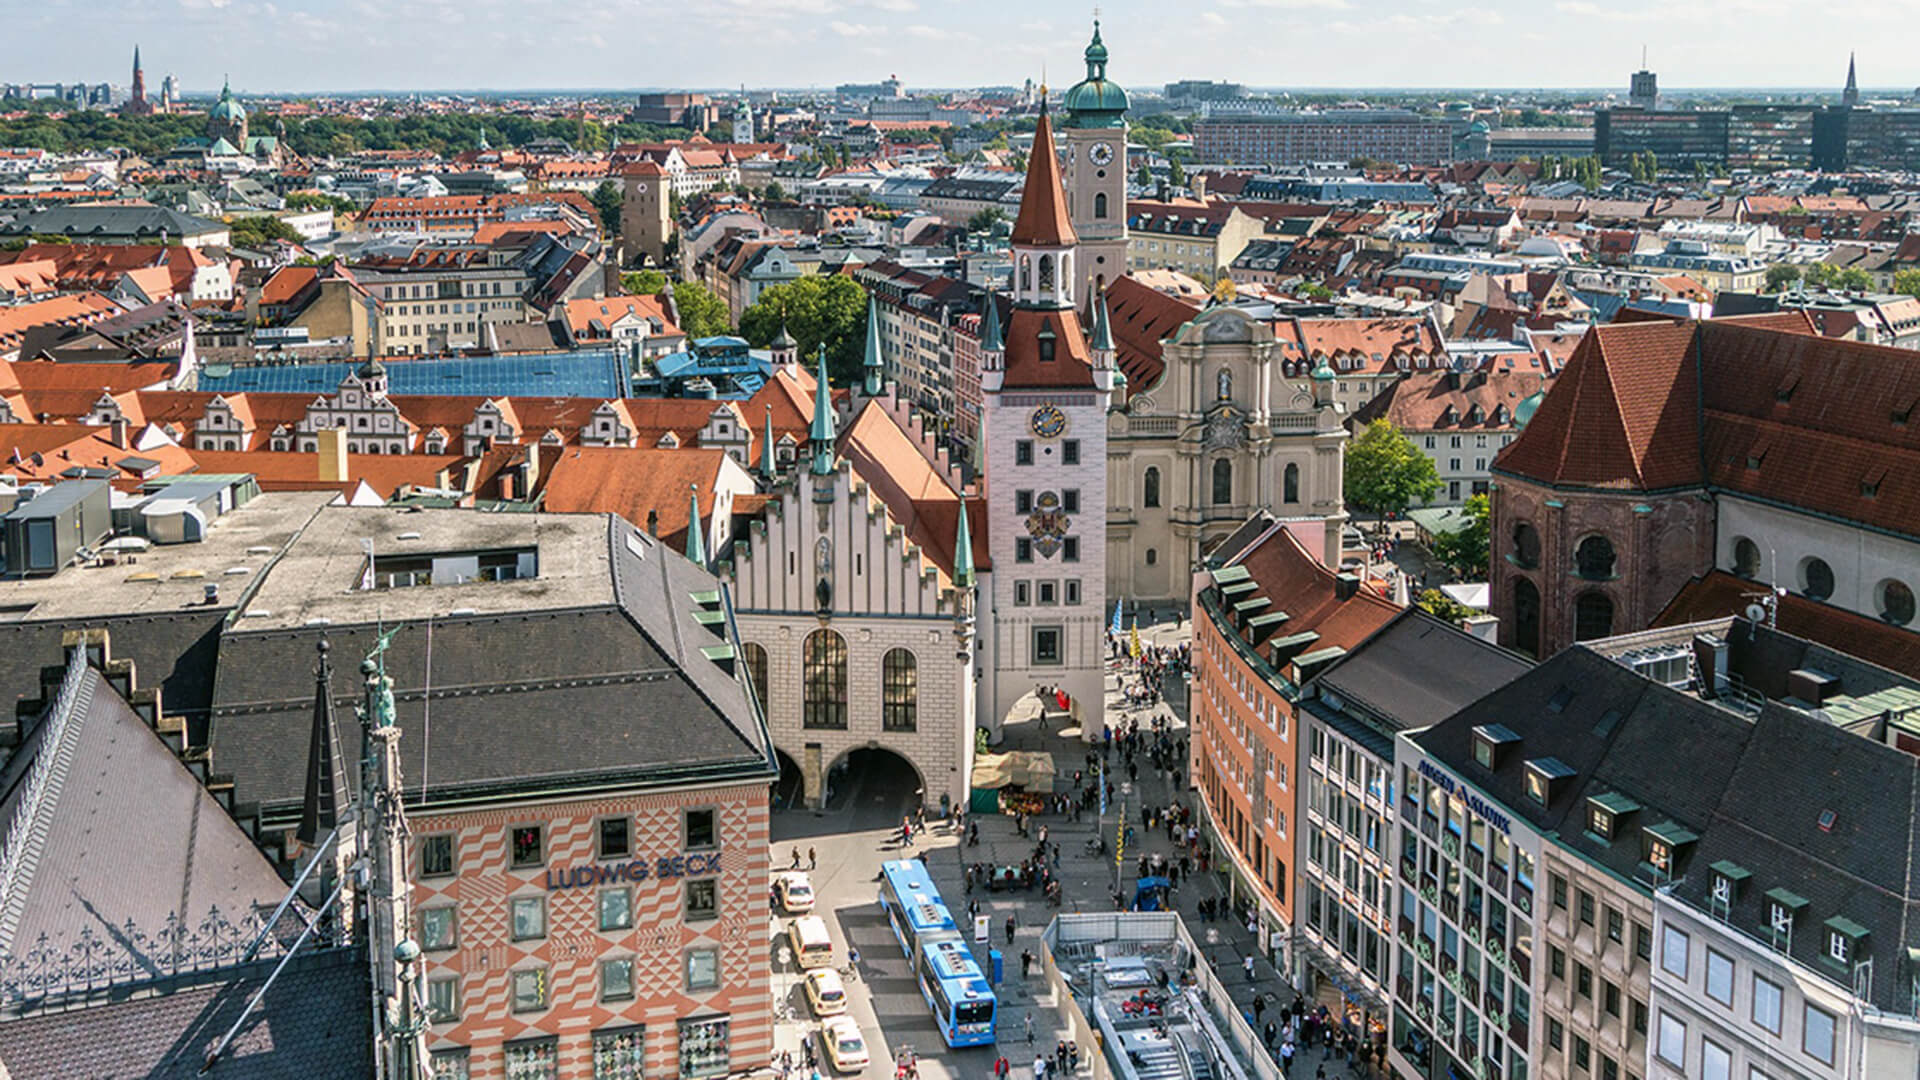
[1844,51,1860,107]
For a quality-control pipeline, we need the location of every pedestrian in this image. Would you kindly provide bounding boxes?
[1243,955,1254,981]
[1033,1057,1047,1080]
[808,846,817,870]
[1069,1044,1080,1071]
[1021,949,1034,977]
[1024,1014,1035,1045]
[1264,1021,1276,1049]
[1254,994,1266,1024]
[1006,913,1019,943]
[790,847,801,870]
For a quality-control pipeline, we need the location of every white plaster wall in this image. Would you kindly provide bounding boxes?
[1716,495,1920,625]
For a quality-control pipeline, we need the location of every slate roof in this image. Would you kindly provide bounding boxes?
[0,947,371,1079]
[208,511,775,818]
[1307,607,1530,742]
[0,205,226,240]
[0,660,296,992]
[1654,571,1920,681]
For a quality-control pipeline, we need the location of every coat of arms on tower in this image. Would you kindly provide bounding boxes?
[1026,491,1071,558]
[1203,405,1247,451]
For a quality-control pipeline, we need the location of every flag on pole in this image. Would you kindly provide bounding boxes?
[1099,759,1108,815]
[1128,619,1142,660]
[1110,599,1124,637]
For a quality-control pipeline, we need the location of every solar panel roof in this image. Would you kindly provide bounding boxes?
[196,350,632,399]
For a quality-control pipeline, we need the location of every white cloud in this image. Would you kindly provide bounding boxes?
[828,19,880,35]
[1219,0,1351,10]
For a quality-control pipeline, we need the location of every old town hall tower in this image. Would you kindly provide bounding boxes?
[979,102,1121,741]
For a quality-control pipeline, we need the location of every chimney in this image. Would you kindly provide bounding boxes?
[524,440,541,494]
[1191,173,1209,201]
[1691,633,1727,699]
[108,418,129,449]
[317,427,349,483]
[1334,572,1361,601]
[244,282,260,326]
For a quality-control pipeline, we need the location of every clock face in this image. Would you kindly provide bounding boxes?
[1030,403,1068,439]
[1089,142,1115,167]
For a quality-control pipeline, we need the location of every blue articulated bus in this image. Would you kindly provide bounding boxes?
[878,859,960,958]
[918,938,998,1047]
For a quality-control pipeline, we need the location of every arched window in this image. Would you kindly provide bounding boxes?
[1146,548,1158,566]
[1019,256,1031,293]
[882,648,918,732]
[1283,463,1300,504]
[1800,557,1835,602]
[1732,537,1761,580]
[1038,254,1055,292]
[1513,578,1541,658]
[1575,535,1616,580]
[1094,192,1108,219]
[1211,459,1233,506]
[1143,467,1162,508]
[1574,592,1615,642]
[1512,522,1541,569]
[741,642,769,712]
[1880,580,1916,626]
[802,630,847,729]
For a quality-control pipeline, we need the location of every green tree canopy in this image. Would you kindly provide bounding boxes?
[737,274,869,384]
[764,181,787,202]
[590,180,622,238]
[1344,419,1442,522]
[621,269,668,295]
[1416,589,1480,626]
[285,192,357,215]
[1894,269,1920,298]
[1764,263,1804,293]
[966,207,1005,233]
[669,277,729,340]
[226,215,303,248]
[1166,158,1186,188]
[1426,494,1490,580]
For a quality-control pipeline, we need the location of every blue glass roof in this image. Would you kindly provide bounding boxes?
[196,350,632,399]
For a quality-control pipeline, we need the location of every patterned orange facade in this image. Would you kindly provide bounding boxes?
[411,778,771,1079]
[1190,596,1297,954]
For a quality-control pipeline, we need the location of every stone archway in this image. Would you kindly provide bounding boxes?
[773,748,806,812]
[824,745,929,827]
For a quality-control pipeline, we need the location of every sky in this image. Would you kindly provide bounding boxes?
[0,0,1901,94]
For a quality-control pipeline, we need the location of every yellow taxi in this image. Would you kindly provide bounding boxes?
[804,967,849,1017]
[820,1016,870,1073]
[777,872,816,913]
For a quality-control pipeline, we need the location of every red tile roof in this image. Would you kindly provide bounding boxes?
[1224,521,1402,664]
[1008,110,1075,248]
[1655,571,1920,681]
[1001,308,1096,390]
[538,447,733,551]
[1104,276,1200,396]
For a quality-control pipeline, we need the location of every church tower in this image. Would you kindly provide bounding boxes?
[1060,20,1130,302]
[979,102,1118,743]
[123,46,153,117]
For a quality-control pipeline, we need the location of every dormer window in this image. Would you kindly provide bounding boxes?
[1766,888,1808,944]
[1586,792,1638,841]
[1824,917,1867,970]
[1709,860,1750,912]
[1472,723,1520,769]
[1523,756,1575,806]
[1641,821,1697,877]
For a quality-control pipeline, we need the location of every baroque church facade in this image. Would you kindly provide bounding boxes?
[1051,26,1350,606]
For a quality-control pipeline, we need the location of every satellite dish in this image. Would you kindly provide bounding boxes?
[1744,603,1769,624]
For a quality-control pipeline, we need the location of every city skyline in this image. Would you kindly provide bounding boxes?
[0,2,1903,96]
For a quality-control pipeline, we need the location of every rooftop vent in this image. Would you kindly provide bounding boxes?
[1817,809,1837,833]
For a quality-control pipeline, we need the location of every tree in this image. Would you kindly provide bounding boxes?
[1416,589,1480,627]
[670,277,729,339]
[966,207,1005,233]
[590,179,622,238]
[285,192,357,215]
[737,274,869,384]
[1343,419,1441,524]
[1833,266,1873,291]
[226,215,302,248]
[1764,263,1804,293]
[1135,164,1153,187]
[1894,269,1920,297]
[764,181,787,202]
[622,269,668,295]
[1167,157,1186,188]
[1426,494,1490,580]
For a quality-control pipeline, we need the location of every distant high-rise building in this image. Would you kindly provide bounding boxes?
[1844,51,1861,107]
[1164,80,1247,107]
[121,45,153,116]
[1629,49,1659,110]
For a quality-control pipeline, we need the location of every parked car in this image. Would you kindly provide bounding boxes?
[805,968,849,1017]
[820,1016,871,1073]
[778,872,816,913]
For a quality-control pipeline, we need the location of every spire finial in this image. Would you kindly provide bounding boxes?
[761,403,776,478]
[809,345,837,476]
[862,292,886,396]
[685,484,706,564]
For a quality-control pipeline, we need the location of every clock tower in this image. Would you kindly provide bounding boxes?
[1061,20,1130,302]
[979,102,1120,744]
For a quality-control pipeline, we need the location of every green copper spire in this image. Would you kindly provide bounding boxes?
[952,500,976,589]
[760,404,776,478]
[809,346,836,476]
[1090,288,1115,352]
[862,293,885,396]
[685,485,706,565]
[980,295,1003,353]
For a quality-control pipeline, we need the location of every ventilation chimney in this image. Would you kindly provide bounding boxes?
[1691,633,1727,699]
[1334,572,1361,601]
[317,427,348,484]
[108,418,129,449]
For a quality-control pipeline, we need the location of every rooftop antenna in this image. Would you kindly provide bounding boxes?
[1641,44,1647,69]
